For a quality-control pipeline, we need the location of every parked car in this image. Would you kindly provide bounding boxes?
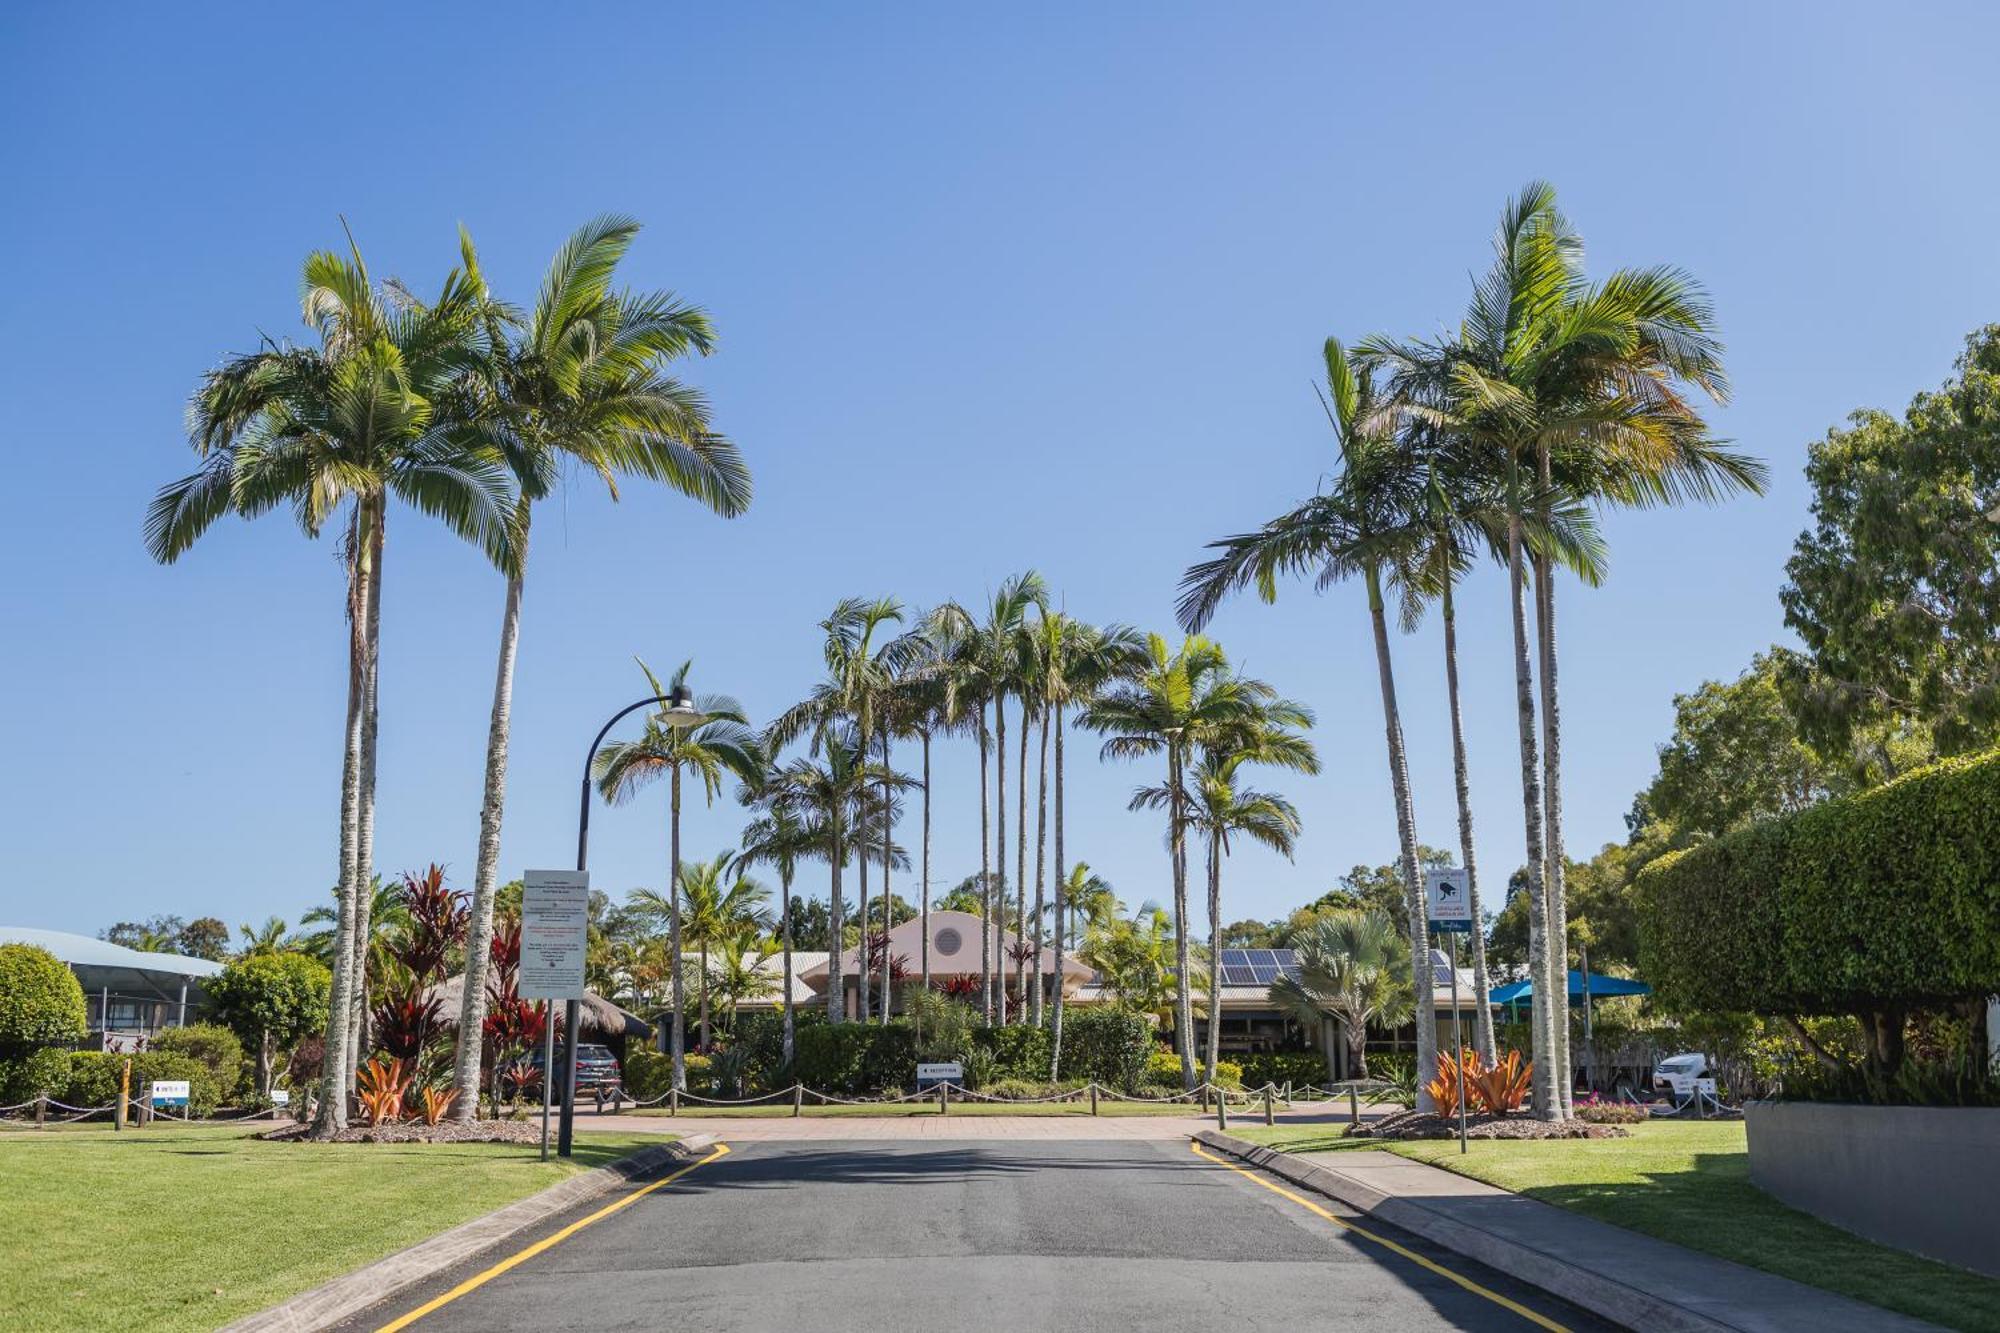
[530,1043,624,1097]
[1651,1052,1708,1089]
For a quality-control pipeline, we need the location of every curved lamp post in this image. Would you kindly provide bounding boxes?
[558,683,704,1156]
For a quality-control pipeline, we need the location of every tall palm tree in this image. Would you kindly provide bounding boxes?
[737,795,818,1068]
[891,619,959,990]
[759,726,874,1022]
[594,660,762,1090]
[1079,902,1180,1025]
[1178,338,1443,1110]
[675,854,770,1050]
[146,231,510,1135]
[934,573,1048,1021]
[1270,909,1414,1081]
[1080,633,1286,1089]
[451,216,749,1120]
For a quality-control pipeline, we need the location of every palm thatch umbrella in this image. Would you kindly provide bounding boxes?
[424,975,653,1047]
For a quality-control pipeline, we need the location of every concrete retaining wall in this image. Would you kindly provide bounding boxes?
[1745,1101,2000,1279]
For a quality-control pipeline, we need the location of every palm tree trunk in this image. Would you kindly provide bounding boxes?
[453,502,528,1120]
[880,728,893,1024]
[827,819,845,1024]
[1535,551,1574,1114]
[977,713,992,1023]
[1031,711,1049,1027]
[1049,707,1068,1079]
[1440,578,1497,1064]
[856,723,872,1024]
[699,942,710,1051]
[669,767,688,1089]
[920,730,932,990]
[1506,502,1559,1122]
[1364,562,1438,1114]
[313,505,371,1139]
[994,693,1008,1025]
[1170,739,1197,1090]
[1203,834,1222,1086]
[1014,706,1028,1023]
[347,498,385,1094]
[780,869,796,1069]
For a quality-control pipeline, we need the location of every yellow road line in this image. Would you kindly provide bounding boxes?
[1188,1141,1569,1333]
[375,1143,731,1332]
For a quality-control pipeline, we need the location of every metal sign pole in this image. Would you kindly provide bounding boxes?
[1451,932,1468,1154]
[540,1001,554,1161]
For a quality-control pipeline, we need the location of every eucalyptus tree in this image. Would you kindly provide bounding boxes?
[451,216,748,1120]
[146,231,510,1136]
[1270,909,1413,1081]
[1080,634,1286,1089]
[934,572,1048,1021]
[676,854,771,1050]
[737,795,819,1066]
[594,660,762,1090]
[1179,339,1445,1109]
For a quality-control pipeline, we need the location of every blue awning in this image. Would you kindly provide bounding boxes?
[1489,970,1650,1005]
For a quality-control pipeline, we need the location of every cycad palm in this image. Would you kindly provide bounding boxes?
[594,659,762,1089]
[1270,909,1413,1081]
[146,231,509,1135]
[453,216,749,1119]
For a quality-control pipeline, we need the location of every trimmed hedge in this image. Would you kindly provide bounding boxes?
[0,944,88,1051]
[152,1024,247,1101]
[61,1050,221,1116]
[1637,747,2000,1016]
[1056,1008,1152,1091]
[0,1048,74,1104]
[1238,1052,1332,1088]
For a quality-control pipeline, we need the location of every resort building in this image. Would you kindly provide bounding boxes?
[0,926,220,1048]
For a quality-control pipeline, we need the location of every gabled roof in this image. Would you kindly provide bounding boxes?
[799,910,1092,981]
[1,927,222,978]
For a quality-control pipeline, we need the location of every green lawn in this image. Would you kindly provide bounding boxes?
[627,1098,1211,1118]
[0,1123,664,1332]
[1232,1120,2000,1332]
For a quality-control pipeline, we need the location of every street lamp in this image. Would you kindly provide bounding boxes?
[557,682,707,1156]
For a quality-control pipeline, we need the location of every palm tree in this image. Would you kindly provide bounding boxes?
[1061,865,1117,951]
[594,659,762,1090]
[1178,338,1443,1110]
[934,573,1047,1021]
[237,917,290,957]
[675,854,770,1049]
[1080,902,1181,1027]
[1080,633,1286,1089]
[737,796,819,1068]
[147,230,510,1135]
[758,726,875,1022]
[451,216,749,1120]
[710,928,780,1033]
[1270,909,1414,1081]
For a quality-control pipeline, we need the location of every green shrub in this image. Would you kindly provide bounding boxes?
[622,1048,672,1101]
[0,945,88,1052]
[790,1022,918,1093]
[1212,1058,1244,1089]
[1055,1008,1152,1091]
[977,1023,1051,1079]
[681,1052,713,1093]
[979,1077,1067,1101]
[1143,1049,1186,1088]
[61,1051,221,1116]
[0,1047,74,1104]
[152,1024,247,1101]
[1238,1052,1331,1088]
[1576,1101,1647,1124]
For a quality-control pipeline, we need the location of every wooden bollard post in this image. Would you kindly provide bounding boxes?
[1089,1083,1099,1116]
[938,1083,948,1115]
[793,1083,803,1118]
[1216,1086,1228,1131]
[35,1094,46,1129]
[1264,1084,1275,1126]
[1348,1084,1360,1127]
[669,1086,679,1117]
[1200,1083,1210,1113]
[115,1060,130,1132]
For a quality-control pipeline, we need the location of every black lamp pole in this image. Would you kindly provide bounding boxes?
[558,687,696,1157]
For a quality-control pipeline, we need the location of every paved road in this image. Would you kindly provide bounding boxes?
[351,1140,1616,1332]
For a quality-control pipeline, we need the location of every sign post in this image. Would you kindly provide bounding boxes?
[522,869,591,1161]
[1426,866,1473,1155]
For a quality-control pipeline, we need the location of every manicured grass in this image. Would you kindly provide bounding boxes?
[627,1097,1211,1118]
[1233,1120,2000,1332]
[0,1123,664,1332]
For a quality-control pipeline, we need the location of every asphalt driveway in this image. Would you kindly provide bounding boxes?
[347,1139,1615,1331]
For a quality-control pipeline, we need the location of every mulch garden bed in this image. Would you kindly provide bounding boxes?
[1354,1109,1628,1140]
[258,1117,545,1145]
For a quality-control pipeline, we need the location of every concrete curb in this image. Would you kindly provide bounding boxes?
[1191,1130,1940,1333]
[222,1133,718,1332]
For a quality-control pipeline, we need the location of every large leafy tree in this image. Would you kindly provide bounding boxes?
[206,952,331,1095]
[452,216,748,1120]
[147,231,510,1135]
[595,660,762,1089]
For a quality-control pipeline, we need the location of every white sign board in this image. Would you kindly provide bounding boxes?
[149,1080,190,1107]
[915,1062,963,1086]
[1694,1077,1718,1096]
[270,1088,291,1107]
[1425,867,1472,933]
[520,869,591,1001]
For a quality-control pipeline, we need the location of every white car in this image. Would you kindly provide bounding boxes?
[1652,1052,1708,1089]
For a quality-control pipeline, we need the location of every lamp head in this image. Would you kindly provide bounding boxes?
[661,684,703,727]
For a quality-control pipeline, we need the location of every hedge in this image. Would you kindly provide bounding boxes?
[1637,746,2000,1017]
[61,1051,221,1116]
[0,944,88,1051]
[1054,1008,1152,1091]
[0,1048,74,1104]
[152,1023,247,1101]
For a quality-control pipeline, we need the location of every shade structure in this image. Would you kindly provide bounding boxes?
[423,975,653,1041]
[1488,971,1651,1007]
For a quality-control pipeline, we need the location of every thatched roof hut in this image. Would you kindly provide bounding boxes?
[423,976,653,1044]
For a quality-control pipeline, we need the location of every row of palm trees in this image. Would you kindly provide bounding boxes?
[148,217,750,1136]
[1176,182,1765,1118]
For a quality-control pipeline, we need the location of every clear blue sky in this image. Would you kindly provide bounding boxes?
[3,4,1997,940]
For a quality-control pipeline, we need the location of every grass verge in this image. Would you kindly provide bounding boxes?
[1231,1120,2000,1332]
[0,1123,664,1332]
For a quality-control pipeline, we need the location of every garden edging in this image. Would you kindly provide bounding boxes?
[1190,1130,1940,1333]
[220,1134,716,1333]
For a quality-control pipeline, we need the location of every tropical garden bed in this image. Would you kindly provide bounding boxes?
[1352,1108,1625,1140]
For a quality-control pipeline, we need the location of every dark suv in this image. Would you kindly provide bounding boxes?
[531,1043,624,1097]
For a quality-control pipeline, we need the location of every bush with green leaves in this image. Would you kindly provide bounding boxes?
[1142,1049,1185,1089]
[622,1048,672,1101]
[1237,1052,1332,1088]
[0,944,88,1053]
[1054,1007,1152,1091]
[152,1023,247,1102]
[0,1047,74,1105]
[1637,746,2000,1079]
[791,1022,918,1093]
[203,952,330,1094]
[61,1050,220,1116]
[977,1023,1050,1079]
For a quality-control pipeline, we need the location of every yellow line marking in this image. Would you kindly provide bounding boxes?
[1188,1141,1569,1332]
[375,1143,731,1332]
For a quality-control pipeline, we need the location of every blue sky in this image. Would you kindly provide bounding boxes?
[3,4,1997,941]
